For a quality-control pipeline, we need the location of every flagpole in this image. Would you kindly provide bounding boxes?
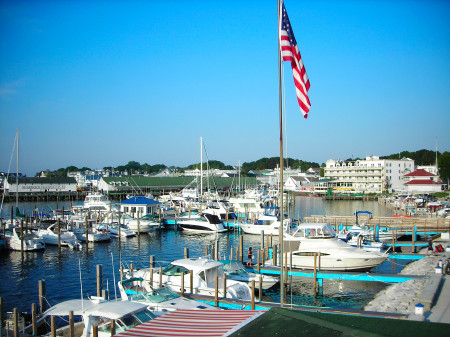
[277,0,285,307]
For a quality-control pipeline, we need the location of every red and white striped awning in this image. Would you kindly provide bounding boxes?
[115,309,264,337]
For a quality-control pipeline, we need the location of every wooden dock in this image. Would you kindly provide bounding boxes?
[303,215,450,236]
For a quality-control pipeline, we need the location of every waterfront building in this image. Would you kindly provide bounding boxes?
[324,156,415,194]
[4,177,77,193]
[97,176,258,194]
[416,165,439,175]
[403,169,444,193]
[119,196,161,217]
[284,175,319,193]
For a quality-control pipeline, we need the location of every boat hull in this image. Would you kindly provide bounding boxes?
[284,254,387,271]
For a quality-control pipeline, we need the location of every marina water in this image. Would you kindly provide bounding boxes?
[0,197,411,314]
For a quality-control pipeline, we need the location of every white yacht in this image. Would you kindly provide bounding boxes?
[37,223,81,249]
[35,298,156,337]
[96,223,136,237]
[70,218,111,243]
[124,215,160,233]
[127,256,252,301]
[177,213,228,233]
[278,222,388,271]
[118,277,218,314]
[228,197,265,218]
[73,192,117,213]
[239,207,292,236]
[337,225,388,252]
[4,226,45,251]
[220,260,279,290]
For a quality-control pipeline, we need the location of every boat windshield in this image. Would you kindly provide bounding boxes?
[292,224,335,238]
[130,287,179,303]
[199,266,224,288]
[223,262,248,276]
[162,264,189,276]
[97,310,155,334]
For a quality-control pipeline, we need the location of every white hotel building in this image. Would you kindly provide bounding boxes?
[324,156,415,194]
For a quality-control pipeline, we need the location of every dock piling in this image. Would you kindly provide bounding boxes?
[96,265,103,297]
[69,310,74,337]
[38,280,46,313]
[32,303,37,336]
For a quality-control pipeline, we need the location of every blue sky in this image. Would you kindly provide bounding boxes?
[1,0,449,176]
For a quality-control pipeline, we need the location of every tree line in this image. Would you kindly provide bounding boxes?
[37,149,449,183]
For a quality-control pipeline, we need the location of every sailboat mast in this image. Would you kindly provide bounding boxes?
[16,129,19,210]
[200,136,203,201]
[277,0,285,307]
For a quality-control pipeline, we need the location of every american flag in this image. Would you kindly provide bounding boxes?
[279,1,311,118]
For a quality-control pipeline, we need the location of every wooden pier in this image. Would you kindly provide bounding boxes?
[304,215,450,237]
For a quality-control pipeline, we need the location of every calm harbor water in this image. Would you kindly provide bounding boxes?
[0,196,409,314]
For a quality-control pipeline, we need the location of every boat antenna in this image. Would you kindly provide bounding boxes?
[111,252,117,301]
[79,258,84,310]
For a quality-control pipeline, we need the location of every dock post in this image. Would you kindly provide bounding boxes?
[110,320,116,336]
[262,249,266,267]
[184,248,189,259]
[0,297,3,332]
[205,246,208,257]
[85,216,89,246]
[259,276,262,301]
[215,240,219,261]
[20,219,24,254]
[120,265,123,282]
[273,245,277,266]
[57,218,61,250]
[375,224,379,242]
[39,280,46,313]
[117,213,121,250]
[257,250,260,273]
[97,265,103,297]
[239,235,243,262]
[92,325,98,337]
[137,210,141,238]
[260,230,264,251]
[150,256,154,287]
[69,311,74,337]
[181,272,184,296]
[251,280,255,310]
[230,247,233,260]
[284,251,288,283]
[32,303,37,336]
[215,276,219,307]
[50,315,56,337]
[313,253,317,298]
[159,267,163,287]
[190,270,193,294]
[223,274,227,298]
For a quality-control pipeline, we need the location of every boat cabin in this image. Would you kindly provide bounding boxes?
[288,222,336,239]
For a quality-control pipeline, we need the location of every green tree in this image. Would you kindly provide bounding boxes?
[438,151,450,185]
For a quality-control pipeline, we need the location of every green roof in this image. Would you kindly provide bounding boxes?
[102,176,257,188]
[230,308,448,337]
